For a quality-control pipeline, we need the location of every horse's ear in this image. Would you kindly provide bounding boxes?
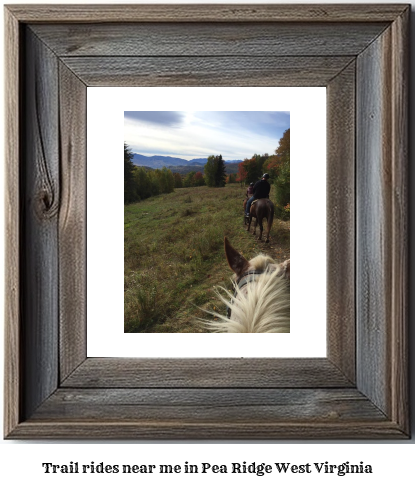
[224,237,250,277]
[281,259,290,279]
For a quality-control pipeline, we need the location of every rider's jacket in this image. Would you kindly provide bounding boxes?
[253,179,270,199]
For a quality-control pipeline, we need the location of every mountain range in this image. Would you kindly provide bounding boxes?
[132,153,242,169]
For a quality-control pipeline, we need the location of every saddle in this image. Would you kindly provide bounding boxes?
[251,198,268,207]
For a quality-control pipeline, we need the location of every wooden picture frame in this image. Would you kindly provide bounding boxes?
[4,4,409,439]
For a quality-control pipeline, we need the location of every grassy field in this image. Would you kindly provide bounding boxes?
[124,183,290,333]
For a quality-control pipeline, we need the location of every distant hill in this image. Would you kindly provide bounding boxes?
[167,165,206,175]
[133,153,242,169]
[132,154,193,168]
[136,163,240,176]
[188,158,208,165]
[189,158,243,165]
[224,163,240,174]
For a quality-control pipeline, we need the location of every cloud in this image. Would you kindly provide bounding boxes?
[124,111,290,160]
[124,111,185,127]
[197,111,290,139]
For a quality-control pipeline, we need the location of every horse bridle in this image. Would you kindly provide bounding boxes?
[226,270,264,319]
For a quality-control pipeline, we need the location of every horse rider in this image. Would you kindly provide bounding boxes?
[246,182,254,198]
[245,173,270,217]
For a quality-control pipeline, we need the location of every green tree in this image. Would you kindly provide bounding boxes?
[275,157,290,205]
[148,170,161,196]
[134,167,151,200]
[159,167,175,194]
[214,154,227,187]
[204,154,226,187]
[204,155,216,187]
[243,155,263,185]
[183,171,196,188]
[173,172,183,188]
[124,143,137,204]
[272,129,290,219]
[130,165,177,202]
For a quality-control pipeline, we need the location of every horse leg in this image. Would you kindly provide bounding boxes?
[255,210,263,240]
[247,207,255,232]
[258,218,263,240]
[265,221,271,243]
[265,202,274,243]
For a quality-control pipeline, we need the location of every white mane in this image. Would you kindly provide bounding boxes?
[201,259,290,333]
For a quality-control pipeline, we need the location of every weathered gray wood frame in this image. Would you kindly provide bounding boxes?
[4,4,409,439]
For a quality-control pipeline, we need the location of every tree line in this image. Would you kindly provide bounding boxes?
[124,147,228,203]
[125,128,289,219]
[124,144,176,204]
[235,128,290,219]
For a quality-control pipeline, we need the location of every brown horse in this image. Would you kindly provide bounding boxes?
[245,198,275,243]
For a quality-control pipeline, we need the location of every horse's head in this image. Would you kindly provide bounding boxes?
[224,237,289,281]
[199,238,290,333]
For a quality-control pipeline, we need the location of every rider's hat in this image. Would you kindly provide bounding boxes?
[262,173,270,179]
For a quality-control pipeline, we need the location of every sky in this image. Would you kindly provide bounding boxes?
[124,111,290,161]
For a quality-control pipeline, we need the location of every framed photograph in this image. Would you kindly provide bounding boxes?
[121,105,294,336]
[88,86,326,358]
[4,4,409,439]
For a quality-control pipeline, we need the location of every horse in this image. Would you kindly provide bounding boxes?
[245,198,275,243]
[201,237,290,333]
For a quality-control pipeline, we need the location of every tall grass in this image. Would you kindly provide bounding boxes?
[124,184,290,332]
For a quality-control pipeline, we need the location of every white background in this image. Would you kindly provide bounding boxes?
[87,86,326,357]
[1,0,415,486]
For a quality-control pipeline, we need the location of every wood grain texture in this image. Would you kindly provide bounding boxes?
[32,388,386,423]
[6,4,409,23]
[7,421,407,441]
[389,8,409,433]
[4,6,21,438]
[4,4,410,440]
[31,22,388,57]
[356,11,408,426]
[62,358,352,388]
[58,63,87,381]
[61,56,354,87]
[326,62,356,383]
[357,30,391,416]
[21,29,60,419]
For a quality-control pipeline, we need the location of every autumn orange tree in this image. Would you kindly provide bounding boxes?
[237,154,268,186]
[236,161,248,186]
[183,170,206,187]
[193,171,206,186]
